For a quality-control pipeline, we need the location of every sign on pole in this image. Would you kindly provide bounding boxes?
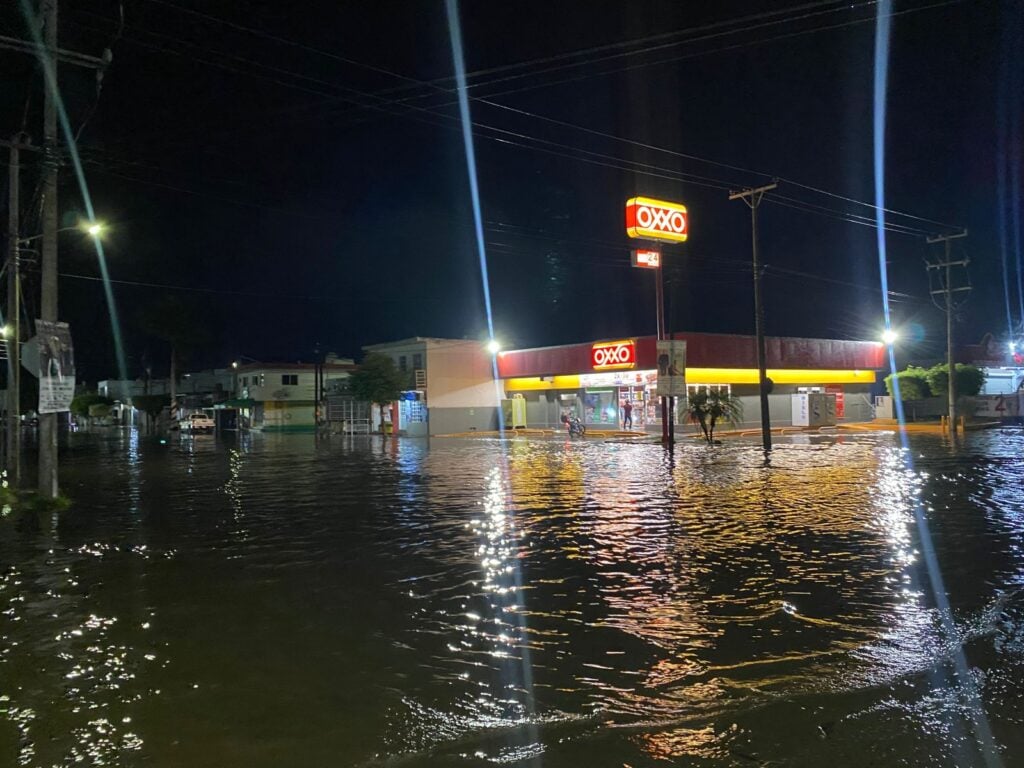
[625,197,688,242]
[35,320,75,413]
[655,340,687,397]
[630,248,661,269]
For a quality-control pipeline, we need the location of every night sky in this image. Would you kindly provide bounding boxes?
[2,0,1021,381]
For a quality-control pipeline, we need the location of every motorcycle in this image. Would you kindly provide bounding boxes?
[566,415,586,437]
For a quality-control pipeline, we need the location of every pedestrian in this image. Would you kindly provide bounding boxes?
[622,400,633,430]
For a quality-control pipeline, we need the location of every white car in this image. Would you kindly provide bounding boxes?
[181,412,215,433]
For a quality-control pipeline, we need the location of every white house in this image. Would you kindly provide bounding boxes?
[235,359,355,432]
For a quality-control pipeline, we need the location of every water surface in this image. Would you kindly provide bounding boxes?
[2,429,1023,766]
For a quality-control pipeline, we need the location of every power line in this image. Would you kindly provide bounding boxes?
[70,2,963,236]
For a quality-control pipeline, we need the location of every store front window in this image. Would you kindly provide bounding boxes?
[583,389,619,425]
[686,383,731,397]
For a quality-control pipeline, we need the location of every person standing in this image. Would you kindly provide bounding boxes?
[622,400,633,430]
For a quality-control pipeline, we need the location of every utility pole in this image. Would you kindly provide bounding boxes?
[655,261,669,443]
[926,229,969,445]
[729,182,778,452]
[39,0,59,498]
[5,136,24,487]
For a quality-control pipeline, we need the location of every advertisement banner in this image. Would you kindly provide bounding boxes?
[655,340,687,397]
[36,320,76,414]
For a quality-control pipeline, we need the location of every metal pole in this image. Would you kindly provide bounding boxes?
[656,264,669,443]
[945,239,957,445]
[38,0,59,498]
[729,182,778,452]
[6,139,21,487]
[751,200,772,452]
[926,229,968,447]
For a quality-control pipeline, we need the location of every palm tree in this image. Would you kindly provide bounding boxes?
[685,390,743,443]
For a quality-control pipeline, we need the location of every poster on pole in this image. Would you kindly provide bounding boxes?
[656,340,687,397]
[36,320,76,413]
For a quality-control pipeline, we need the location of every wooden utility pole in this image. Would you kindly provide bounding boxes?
[926,229,969,445]
[729,182,778,452]
[39,0,59,498]
[5,137,23,487]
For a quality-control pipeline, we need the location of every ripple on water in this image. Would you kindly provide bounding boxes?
[1,429,1023,766]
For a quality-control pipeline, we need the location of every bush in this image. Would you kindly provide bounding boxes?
[924,364,985,397]
[70,392,114,417]
[884,366,931,401]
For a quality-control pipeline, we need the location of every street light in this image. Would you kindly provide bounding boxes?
[486,339,501,355]
[18,220,107,244]
[231,361,239,369]
[0,325,10,339]
[881,328,899,346]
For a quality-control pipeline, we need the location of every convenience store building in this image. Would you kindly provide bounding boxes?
[497,332,885,430]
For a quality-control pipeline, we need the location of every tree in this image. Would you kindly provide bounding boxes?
[133,394,171,432]
[138,297,210,405]
[924,363,985,397]
[348,353,406,434]
[884,366,931,401]
[70,392,114,418]
[685,390,743,443]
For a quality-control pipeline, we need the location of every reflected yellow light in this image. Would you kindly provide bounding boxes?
[504,368,875,391]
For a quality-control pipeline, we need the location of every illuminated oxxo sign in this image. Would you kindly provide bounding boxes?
[625,197,688,243]
[591,340,636,370]
[631,248,661,269]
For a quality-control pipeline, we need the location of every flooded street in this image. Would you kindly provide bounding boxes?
[2,429,1024,767]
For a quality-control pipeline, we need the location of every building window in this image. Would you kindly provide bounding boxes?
[686,384,731,397]
[281,374,298,386]
[412,353,423,370]
[241,376,248,387]
[399,356,407,372]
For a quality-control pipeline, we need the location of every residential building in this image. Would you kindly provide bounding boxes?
[235,359,356,432]
[362,338,500,436]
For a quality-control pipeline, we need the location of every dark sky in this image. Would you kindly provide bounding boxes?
[2,0,1021,380]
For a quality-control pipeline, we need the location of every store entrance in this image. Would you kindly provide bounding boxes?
[583,385,654,429]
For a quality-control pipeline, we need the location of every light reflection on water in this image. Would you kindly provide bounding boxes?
[1,429,1023,766]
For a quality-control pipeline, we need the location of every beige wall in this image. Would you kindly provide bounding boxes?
[425,341,500,408]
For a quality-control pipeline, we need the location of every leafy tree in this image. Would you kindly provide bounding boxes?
[924,363,985,397]
[133,394,171,420]
[884,366,931,401]
[132,393,171,433]
[138,296,210,402]
[348,353,406,433]
[70,392,114,418]
[685,390,743,443]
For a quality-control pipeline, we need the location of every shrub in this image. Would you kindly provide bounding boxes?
[924,364,985,397]
[884,367,931,401]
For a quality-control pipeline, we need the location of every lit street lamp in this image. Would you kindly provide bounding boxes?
[881,328,899,346]
[18,220,106,244]
[486,339,501,355]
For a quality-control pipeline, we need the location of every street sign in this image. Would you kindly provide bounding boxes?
[35,320,76,413]
[591,340,636,371]
[631,248,661,269]
[655,340,687,396]
[626,197,688,243]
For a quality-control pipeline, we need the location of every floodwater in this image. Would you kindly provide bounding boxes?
[2,429,1023,767]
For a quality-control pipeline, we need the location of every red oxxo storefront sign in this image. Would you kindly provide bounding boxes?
[625,197,688,243]
[591,340,637,370]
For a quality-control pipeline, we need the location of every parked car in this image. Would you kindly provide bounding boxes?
[181,412,214,434]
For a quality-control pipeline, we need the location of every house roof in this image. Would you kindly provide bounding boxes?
[235,362,356,372]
